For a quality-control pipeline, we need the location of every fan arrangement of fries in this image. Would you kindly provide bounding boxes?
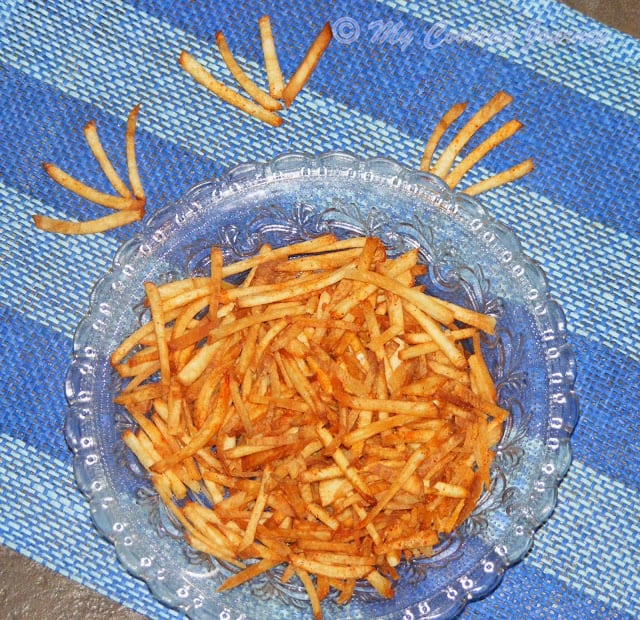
[32,105,145,235]
[111,235,508,619]
[180,16,333,127]
[32,89,532,235]
[421,90,534,196]
[31,14,535,237]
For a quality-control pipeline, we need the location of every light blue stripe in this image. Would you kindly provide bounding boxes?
[529,460,640,612]
[0,434,179,618]
[1,0,638,357]
[0,0,18,32]
[374,0,640,117]
[2,433,638,614]
[0,182,120,335]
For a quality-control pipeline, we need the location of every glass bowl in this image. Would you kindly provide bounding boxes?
[65,152,578,619]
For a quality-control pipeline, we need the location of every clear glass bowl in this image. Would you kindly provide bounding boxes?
[65,152,578,619]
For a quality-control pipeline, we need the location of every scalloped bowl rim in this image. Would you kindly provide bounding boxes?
[65,151,578,619]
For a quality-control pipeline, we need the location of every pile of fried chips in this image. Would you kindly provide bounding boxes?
[111,235,507,619]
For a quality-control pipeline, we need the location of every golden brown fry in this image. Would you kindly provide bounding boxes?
[444,118,523,189]
[435,299,496,334]
[358,444,429,528]
[375,531,440,554]
[144,282,170,386]
[366,569,394,599]
[469,332,497,403]
[126,104,146,201]
[403,303,468,369]
[221,235,364,277]
[215,31,283,111]
[291,555,372,580]
[316,424,375,503]
[341,268,454,325]
[218,558,281,592]
[32,208,143,235]
[420,101,468,172]
[179,50,283,127]
[341,414,415,447]
[43,163,133,210]
[275,248,362,272]
[151,377,230,472]
[462,158,535,196]
[335,578,356,605]
[111,320,162,367]
[259,15,285,99]
[335,390,438,418]
[175,305,308,385]
[295,568,323,620]
[209,247,224,325]
[282,22,333,107]
[239,465,272,550]
[235,264,354,308]
[83,120,132,198]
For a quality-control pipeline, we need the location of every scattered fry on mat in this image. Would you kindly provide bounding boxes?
[31,208,143,235]
[215,31,283,111]
[179,51,284,127]
[259,15,285,98]
[282,22,333,107]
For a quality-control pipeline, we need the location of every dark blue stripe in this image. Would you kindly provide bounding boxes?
[120,0,640,237]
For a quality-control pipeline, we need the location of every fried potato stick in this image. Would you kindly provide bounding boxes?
[32,208,143,235]
[430,91,513,178]
[179,50,283,127]
[462,158,534,195]
[215,31,283,111]
[444,118,523,189]
[83,120,132,198]
[282,22,333,107]
[43,163,133,210]
[420,101,468,172]
[125,104,145,201]
[259,16,285,98]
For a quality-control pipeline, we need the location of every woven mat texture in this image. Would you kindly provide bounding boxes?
[0,1,639,618]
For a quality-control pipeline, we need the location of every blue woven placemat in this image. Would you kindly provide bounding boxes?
[1,0,639,618]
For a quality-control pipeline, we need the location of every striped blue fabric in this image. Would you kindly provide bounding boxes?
[1,1,638,619]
